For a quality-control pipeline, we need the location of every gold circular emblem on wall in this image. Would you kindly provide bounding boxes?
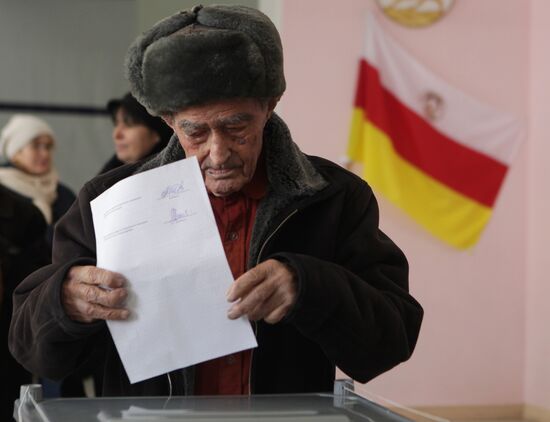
[376,0,455,27]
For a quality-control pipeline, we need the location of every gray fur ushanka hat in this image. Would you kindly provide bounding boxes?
[125,5,286,116]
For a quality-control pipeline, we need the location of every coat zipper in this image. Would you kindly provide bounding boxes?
[248,208,298,395]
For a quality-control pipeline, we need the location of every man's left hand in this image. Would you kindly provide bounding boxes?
[226,259,297,324]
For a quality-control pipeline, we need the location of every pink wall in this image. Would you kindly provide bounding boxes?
[280,0,529,406]
[526,0,550,410]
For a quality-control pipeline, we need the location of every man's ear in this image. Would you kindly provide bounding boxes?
[266,96,281,119]
[161,114,175,130]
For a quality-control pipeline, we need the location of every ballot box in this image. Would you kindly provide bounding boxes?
[14,380,415,422]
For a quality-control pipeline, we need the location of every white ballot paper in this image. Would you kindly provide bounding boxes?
[90,156,257,384]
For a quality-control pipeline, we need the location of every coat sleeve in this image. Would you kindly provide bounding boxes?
[9,182,107,380]
[272,181,423,383]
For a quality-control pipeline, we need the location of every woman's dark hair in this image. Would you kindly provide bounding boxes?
[107,93,173,145]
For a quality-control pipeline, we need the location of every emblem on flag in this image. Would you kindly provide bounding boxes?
[347,15,524,249]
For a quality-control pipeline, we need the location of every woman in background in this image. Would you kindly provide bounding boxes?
[0,114,77,400]
[0,184,49,421]
[88,93,172,396]
[99,92,172,174]
[0,114,75,244]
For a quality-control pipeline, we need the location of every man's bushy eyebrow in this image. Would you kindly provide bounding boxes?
[178,120,208,131]
[177,113,254,132]
[217,113,254,126]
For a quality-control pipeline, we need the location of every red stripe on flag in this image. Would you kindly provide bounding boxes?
[354,59,507,207]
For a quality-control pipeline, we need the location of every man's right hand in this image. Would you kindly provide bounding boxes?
[61,265,130,323]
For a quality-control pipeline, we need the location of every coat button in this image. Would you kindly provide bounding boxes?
[228,232,239,241]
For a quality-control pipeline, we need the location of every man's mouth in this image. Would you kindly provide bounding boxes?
[205,167,238,179]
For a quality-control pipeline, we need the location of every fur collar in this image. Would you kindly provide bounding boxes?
[136,113,328,265]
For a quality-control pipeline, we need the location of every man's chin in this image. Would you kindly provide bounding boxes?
[208,188,237,198]
[206,180,243,197]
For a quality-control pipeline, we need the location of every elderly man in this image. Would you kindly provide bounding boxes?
[10,5,422,397]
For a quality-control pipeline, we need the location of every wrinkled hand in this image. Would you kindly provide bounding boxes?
[226,259,297,324]
[61,265,130,323]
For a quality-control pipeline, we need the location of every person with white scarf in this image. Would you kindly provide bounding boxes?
[0,114,75,244]
[0,114,81,401]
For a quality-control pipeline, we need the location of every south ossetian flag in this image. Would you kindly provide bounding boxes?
[347,14,524,249]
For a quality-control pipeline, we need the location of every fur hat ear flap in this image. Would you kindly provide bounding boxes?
[125,5,285,116]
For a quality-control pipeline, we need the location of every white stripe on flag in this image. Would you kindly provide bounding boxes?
[363,13,523,166]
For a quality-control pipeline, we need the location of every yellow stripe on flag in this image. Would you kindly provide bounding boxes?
[348,109,492,249]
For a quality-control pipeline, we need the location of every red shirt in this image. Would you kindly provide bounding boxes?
[194,164,267,395]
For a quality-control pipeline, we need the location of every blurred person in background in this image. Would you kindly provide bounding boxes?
[0,114,76,245]
[95,95,171,395]
[99,92,172,174]
[0,184,49,421]
[0,114,77,401]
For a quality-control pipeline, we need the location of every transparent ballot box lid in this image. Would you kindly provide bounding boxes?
[14,380,416,422]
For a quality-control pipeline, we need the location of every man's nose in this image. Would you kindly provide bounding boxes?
[209,135,232,166]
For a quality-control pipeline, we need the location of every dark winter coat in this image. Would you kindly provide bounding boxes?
[46,182,76,246]
[9,114,423,397]
[1,185,49,421]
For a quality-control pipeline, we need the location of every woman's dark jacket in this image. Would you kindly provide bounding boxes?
[1,185,49,421]
[0,163,76,246]
[47,183,76,246]
[9,114,423,397]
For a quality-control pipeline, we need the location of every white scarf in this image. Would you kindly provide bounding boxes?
[0,167,58,224]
